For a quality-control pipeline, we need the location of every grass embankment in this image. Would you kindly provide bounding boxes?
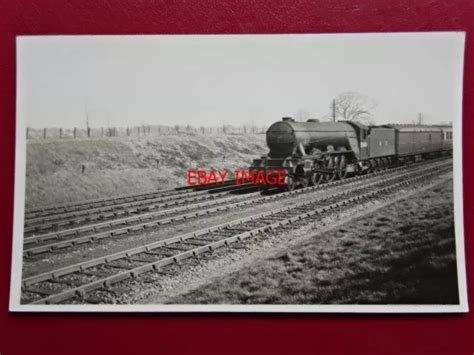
[169,181,459,305]
[26,134,266,209]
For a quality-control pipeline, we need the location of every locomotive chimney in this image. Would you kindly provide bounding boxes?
[307,119,319,123]
[282,117,295,122]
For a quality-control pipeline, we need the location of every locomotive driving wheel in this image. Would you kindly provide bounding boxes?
[325,155,338,182]
[300,176,309,188]
[337,154,348,179]
[310,170,324,185]
[285,175,296,191]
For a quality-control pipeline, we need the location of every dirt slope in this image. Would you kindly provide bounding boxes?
[25,134,267,208]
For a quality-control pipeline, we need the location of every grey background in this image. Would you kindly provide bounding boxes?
[18,33,463,128]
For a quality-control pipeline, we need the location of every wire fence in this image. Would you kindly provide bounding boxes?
[26,124,268,140]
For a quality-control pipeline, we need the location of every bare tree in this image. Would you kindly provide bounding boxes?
[333,92,377,125]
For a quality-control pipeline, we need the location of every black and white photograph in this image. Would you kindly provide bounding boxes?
[10,33,468,312]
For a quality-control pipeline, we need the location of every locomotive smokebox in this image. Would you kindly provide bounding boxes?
[266,120,358,158]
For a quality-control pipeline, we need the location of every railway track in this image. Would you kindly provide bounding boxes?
[24,179,243,220]
[24,183,256,234]
[22,158,452,257]
[20,163,451,305]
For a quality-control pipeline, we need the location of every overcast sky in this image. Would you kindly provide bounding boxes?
[17,33,465,129]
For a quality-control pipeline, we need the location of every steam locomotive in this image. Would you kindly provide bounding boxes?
[251,117,453,191]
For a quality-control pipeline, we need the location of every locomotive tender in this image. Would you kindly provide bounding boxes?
[252,117,452,190]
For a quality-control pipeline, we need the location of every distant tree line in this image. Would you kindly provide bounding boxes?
[26,124,267,140]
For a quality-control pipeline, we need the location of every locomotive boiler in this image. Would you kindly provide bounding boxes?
[252,117,452,191]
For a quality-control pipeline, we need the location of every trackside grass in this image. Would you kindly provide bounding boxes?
[168,181,458,305]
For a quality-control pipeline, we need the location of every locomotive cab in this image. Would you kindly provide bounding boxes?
[340,121,370,159]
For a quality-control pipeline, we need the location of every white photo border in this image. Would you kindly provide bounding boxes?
[9,32,469,312]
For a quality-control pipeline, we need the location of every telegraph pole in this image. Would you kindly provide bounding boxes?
[86,112,90,137]
[332,99,336,122]
[418,113,422,125]
[85,101,91,137]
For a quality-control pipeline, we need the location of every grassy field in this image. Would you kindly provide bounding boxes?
[168,180,459,305]
[25,134,266,209]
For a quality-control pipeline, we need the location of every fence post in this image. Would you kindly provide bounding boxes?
[59,128,62,138]
[137,127,140,136]
[73,127,77,139]
[87,127,91,138]
[43,128,47,139]
[26,127,29,139]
